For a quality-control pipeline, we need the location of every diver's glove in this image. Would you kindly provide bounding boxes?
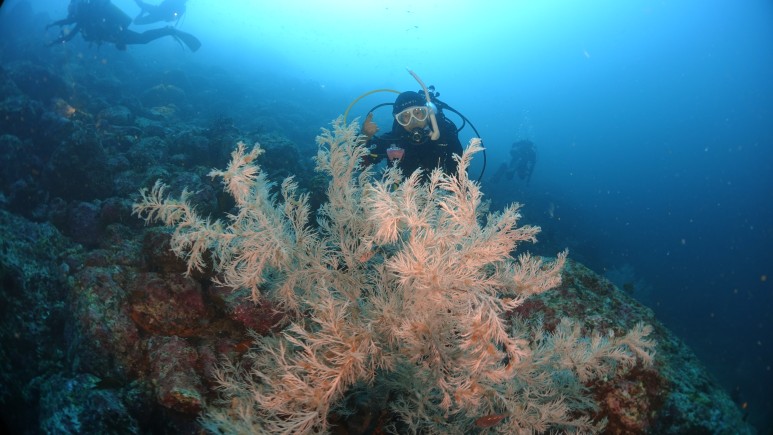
[362,112,379,139]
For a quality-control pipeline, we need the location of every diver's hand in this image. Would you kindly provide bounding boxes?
[362,112,378,138]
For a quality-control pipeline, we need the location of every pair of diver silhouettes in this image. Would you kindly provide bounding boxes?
[488,139,536,185]
[47,0,200,52]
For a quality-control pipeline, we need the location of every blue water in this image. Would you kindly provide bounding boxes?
[4,0,772,431]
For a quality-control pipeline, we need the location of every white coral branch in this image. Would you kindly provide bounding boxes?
[209,141,264,206]
[136,116,654,435]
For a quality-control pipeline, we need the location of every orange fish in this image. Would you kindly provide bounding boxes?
[474,413,508,428]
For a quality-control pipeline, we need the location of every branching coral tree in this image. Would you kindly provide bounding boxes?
[133,118,654,434]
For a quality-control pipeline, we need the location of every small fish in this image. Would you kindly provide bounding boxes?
[474,413,508,428]
[233,339,253,353]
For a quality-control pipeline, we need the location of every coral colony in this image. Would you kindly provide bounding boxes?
[134,118,654,433]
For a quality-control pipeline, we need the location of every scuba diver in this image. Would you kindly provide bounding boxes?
[47,0,201,51]
[361,90,463,178]
[133,0,187,25]
[491,139,536,185]
[351,69,484,180]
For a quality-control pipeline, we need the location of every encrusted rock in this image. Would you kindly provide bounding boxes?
[129,272,210,336]
[146,336,205,414]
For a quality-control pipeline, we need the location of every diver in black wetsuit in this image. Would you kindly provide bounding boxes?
[491,139,536,185]
[133,0,187,25]
[361,91,464,179]
[512,140,536,184]
[47,0,200,51]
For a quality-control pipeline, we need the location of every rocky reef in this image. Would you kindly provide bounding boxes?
[0,10,755,434]
[0,205,753,433]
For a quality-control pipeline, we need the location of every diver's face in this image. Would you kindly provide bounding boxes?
[402,117,426,131]
[395,105,429,131]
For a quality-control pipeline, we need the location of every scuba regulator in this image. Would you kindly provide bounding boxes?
[409,125,431,145]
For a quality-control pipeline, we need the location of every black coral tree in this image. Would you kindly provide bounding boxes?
[133,118,654,434]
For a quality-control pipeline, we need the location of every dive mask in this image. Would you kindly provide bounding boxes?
[395,105,429,127]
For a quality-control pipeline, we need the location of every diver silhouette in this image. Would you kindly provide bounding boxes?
[491,139,536,185]
[133,0,187,25]
[47,0,200,51]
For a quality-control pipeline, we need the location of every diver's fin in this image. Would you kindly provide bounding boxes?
[173,29,201,52]
[134,14,153,25]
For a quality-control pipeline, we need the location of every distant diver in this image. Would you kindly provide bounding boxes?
[491,139,537,185]
[133,0,187,25]
[47,0,201,52]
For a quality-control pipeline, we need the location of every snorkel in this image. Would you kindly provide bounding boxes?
[406,68,440,141]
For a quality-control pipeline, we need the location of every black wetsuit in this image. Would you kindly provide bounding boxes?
[366,114,463,178]
[48,0,200,51]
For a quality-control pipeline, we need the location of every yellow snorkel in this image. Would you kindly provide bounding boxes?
[406,68,440,141]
